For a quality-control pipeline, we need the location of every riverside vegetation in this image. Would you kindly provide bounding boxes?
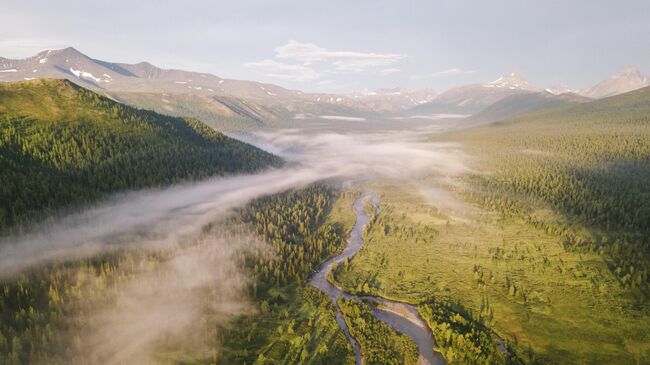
[0,80,354,364]
[0,185,357,364]
[2,79,650,364]
[0,79,415,364]
[332,87,650,364]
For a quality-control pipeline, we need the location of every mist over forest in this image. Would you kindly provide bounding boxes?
[2,2,650,364]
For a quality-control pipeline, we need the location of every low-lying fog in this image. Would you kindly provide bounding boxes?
[0,125,470,363]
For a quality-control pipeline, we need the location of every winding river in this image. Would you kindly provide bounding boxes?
[309,193,445,365]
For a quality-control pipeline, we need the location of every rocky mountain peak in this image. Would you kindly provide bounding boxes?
[486,71,535,90]
[579,66,648,98]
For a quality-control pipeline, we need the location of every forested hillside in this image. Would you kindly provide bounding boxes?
[0,79,281,230]
[424,86,650,363]
[463,91,589,127]
[0,185,355,364]
[218,186,356,364]
[329,87,650,364]
[447,86,650,297]
[110,91,281,132]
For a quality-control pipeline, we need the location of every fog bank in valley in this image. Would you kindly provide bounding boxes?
[1,126,468,362]
[0,128,467,276]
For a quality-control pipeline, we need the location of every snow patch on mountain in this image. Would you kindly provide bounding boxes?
[69,68,101,83]
[319,115,366,121]
[485,71,535,90]
[545,85,574,95]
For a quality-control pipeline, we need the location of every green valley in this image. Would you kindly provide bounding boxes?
[2,7,650,363]
[330,87,650,364]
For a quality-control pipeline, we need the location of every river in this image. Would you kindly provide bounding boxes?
[309,192,445,365]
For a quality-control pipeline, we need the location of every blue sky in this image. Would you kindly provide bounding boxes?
[1,0,648,92]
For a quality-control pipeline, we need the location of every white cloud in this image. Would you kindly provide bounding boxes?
[412,68,476,79]
[379,68,401,76]
[274,40,405,73]
[431,68,475,77]
[431,68,465,77]
[243,59,320,82]
[243,40,405,85]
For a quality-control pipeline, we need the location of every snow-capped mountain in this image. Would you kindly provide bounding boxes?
[4,47,646,126]
[408,71,537,114]
[466,91,589,126]
[484,71,536,91]
[579,66,649,99]
[348,87,437,112]
[544,84,575,95]
[0,47,305,101]
[0,47,435,117]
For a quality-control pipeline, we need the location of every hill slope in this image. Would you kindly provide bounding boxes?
[336,86,650,364]
[579,66,649,99]
[462,91,590,126]
[0,47,423,129]
[408,71,537,115]
[448,85,650,297]
[0,47,302,102]
[0,79,281,229]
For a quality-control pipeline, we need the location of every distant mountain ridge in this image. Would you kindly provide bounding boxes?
[545,85,575,95]
[578,66,649,99]
[0,47,436,120]
[409,67,649,117]
[408,71,538,114]
[463,90,590,127]
[485,71,536,90]
[0,47,297,99]
[1,47,647,128]
[349,87,438,111]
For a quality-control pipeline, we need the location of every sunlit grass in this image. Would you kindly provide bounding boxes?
[332,181,650,364]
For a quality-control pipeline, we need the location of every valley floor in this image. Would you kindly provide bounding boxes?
[330,180,650,364]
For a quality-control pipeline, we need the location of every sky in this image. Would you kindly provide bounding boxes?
[1,0,648,93]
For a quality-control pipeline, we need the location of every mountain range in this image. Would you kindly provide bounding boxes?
[410,71,538,114]
[1,47,647,130]
[462,90,590,127]
[0,48,439,108]
[578,66,649,99]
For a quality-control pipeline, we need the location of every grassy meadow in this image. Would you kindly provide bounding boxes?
[331,87,650,364]
[333,182,648,363]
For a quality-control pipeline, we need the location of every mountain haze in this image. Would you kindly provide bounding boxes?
[579,66,649,99]
[408,71,537,114]
[0,48,438,130]
[464,90,590,126]
[1,48,647,129]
